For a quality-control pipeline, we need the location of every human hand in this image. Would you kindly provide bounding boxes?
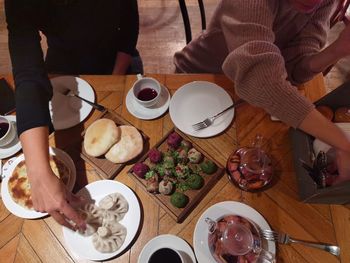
[334,148,350,185]
[29,169,86,230]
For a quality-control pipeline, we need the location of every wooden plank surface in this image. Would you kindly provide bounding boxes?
[0,73,349,263]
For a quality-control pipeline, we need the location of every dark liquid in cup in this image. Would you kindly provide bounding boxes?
[148,248,182,263]
[137,87,158,101]
[0,122,9,138]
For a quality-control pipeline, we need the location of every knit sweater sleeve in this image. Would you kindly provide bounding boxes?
[221,0,314,128]
[282,0,337,85]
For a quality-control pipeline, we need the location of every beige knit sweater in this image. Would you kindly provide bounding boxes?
[174,0,338,128]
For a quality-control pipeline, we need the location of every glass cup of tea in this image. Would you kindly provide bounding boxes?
[132,74,161,108]
[0,116,16,147]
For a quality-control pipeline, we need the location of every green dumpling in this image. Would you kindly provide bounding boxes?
[187,174,204,190]
[170,192,189,208]
[200,160,218,174]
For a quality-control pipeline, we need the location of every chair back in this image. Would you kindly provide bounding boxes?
[179,0,206,44]
[330,0,349,27]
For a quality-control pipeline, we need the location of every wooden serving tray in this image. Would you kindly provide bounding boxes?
[128,128,224,223]
[80,110,149,179]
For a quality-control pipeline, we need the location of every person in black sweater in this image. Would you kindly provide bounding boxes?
[5,0,141,230]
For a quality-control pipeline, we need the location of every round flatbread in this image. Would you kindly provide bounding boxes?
[105,125,143,163]
[84,119,120,157]
[7,155,71,210]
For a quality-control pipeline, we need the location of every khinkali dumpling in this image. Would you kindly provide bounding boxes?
[78,203,103,236]
[92,222,127,253]
[99,193,129,222]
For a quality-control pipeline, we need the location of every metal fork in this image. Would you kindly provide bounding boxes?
[61,89,106,112]
[261,229,340,257]
[192,100,244,131]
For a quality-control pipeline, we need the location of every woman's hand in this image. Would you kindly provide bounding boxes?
[334,148,350,185]
[29,168,86,230]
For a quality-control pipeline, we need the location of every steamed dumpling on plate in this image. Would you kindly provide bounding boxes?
[99,193,129,222]
[78,203,103,237]
[92,222,127,253]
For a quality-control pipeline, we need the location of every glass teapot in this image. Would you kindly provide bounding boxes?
[227,135,273,191]
[206,215,275,263]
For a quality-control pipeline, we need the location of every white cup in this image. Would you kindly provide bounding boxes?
[149,247,191,263]
[132,74,161,108]
[0,116,16,147]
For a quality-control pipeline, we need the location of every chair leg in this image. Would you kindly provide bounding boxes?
[178,0,192,44]
[198,0,206,31]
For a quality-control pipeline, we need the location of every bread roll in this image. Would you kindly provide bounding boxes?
[105,125,143,163]
[316,105,334,121]
[334,107,350,122]
[84,119,120,157]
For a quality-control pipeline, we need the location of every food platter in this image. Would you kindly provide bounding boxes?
[62,180,141,261]
[128,128,224,223]
[0,147,76,219]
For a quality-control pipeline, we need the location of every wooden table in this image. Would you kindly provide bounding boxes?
[0,74,349,263]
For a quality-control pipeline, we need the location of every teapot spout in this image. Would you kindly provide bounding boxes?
[205,217,217,234]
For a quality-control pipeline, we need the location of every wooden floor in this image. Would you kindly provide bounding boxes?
[0,2,350,263]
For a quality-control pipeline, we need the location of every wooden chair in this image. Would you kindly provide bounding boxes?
[178,0,206,44]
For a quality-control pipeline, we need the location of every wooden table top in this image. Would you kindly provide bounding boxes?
[0,74,349,263]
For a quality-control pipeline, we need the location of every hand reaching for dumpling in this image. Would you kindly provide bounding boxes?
[75,192,129,253]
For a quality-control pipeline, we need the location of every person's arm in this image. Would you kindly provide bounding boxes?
[299,19,350,74]
[5,0,85,228]
[220,2,350,146]
[112,52,132,75]
[282,1,348,84]
[21,127,85,229]
[112,0,139,74]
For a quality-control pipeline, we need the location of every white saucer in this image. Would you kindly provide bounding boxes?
[0,115,21,159]
[126,85,171,120]
[193,201,275,263]
[138,234,197,263]
[49,76,95,130]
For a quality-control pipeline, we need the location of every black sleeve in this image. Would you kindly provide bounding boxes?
[118,0,139,55]
[5,0,53,136]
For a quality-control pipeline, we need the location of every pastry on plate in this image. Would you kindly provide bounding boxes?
[8,155,70,210]
[105,125,143,163]
[84,118,120,157]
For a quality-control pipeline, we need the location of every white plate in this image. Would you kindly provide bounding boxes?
[169,81,234,138]
[0,147,76,219]
[49,76,95,130]
[138,234,197,263]
[193,201,276,263]
[126,85,171,120]
[0,115,21,159]
[63,180,141,261]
